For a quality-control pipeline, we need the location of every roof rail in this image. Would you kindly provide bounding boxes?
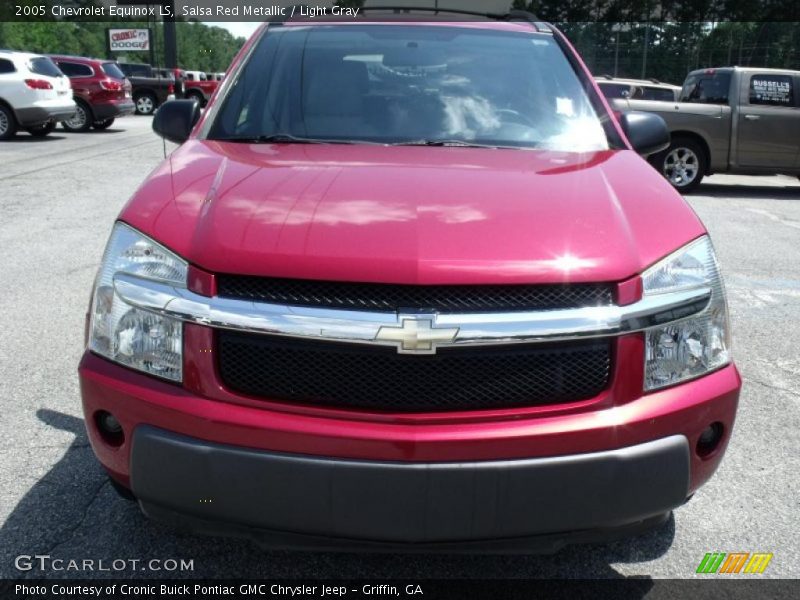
[274,6,550,32]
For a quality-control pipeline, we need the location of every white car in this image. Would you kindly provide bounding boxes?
[0,50,76,140]
[183,70,208,82]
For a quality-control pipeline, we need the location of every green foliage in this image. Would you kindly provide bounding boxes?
[0,20,244,72]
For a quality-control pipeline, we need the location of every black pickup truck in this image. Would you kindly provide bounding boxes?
[117,63,176,116]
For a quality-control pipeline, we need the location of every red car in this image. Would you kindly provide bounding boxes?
[48,55,134,131]
[79,12,740,550]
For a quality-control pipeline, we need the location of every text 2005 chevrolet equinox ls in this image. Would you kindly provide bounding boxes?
[79,11,740,551]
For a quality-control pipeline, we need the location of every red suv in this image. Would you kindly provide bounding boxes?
[49,56,134,131]
[79,12,740,550]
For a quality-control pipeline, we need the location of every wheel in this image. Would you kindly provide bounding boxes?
[134,92,157,115]
[109,477,136,502]
[25,120,55,137]
[0,103,17,140]
[93,118,115,130]
[62,101,92,132]
[652,137,707,193]
[187,91,205,107]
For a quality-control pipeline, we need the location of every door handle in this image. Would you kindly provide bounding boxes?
[743,114,761,120]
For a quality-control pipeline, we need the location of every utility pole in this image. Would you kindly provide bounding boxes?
[164,0,177,68]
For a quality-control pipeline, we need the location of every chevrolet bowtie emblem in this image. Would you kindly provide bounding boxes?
[375,314,459,354]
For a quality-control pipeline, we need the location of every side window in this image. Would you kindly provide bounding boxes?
[186,73,195,81]
[641,87,676,102]
[598,83,631,99]
[749,74,794,107]
[57,61,94,78]
[680,71,732,105]
[0,58,15,74]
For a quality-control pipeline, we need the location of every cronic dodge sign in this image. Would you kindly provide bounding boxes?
[107,28,150,52]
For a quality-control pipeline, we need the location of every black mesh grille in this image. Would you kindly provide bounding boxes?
[216,276,614,312]
[218,332,612,412]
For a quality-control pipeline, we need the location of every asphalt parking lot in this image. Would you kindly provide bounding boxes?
[1,116,798,580]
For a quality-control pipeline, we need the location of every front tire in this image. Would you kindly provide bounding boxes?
[652,137,707,193]
[93,118,115,130]
[25,120,55,137]
[62,101,92,132]
[134,92,157,116]
[0,104,17,140]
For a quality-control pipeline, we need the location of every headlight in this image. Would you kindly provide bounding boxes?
[89,223,187,382]
[643,235,731,390]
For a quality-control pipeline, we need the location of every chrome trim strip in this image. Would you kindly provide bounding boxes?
[113,272,711,352]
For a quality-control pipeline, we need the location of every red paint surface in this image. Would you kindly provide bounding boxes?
[84,21,740,503]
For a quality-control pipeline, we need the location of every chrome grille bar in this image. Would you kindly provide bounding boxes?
[113,272,711,353]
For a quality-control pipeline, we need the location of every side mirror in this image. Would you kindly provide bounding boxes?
[618,111,670,156]
[152,99,201,144]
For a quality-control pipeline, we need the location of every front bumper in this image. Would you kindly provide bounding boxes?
[79,346,740,546]
[132,426,688,545]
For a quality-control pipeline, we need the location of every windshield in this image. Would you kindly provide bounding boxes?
[209,24,608,151]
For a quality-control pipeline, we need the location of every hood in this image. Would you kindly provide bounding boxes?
[120,141,705,285]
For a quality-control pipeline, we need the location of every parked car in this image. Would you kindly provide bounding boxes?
[48,55,134,132]
[183,70,218,106]
[117,62,175,115]
[595,76,681,102]
[81,11,740,549]
[611,66,800,191]
[0,50,75,139]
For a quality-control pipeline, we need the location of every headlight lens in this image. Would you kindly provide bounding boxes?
[89,223,187,382]
[643,236,731,390]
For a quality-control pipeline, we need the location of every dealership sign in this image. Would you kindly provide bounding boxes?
[107,28,150,52]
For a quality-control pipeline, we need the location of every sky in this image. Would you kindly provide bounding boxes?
[208,22,262,40]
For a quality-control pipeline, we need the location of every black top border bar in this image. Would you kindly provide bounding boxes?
[1,1,800,23]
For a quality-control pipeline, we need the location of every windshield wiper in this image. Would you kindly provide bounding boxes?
[392,139,517,149]
[217,134,386,145]
[217,133,328,144]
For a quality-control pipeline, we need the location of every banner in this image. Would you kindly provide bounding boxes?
[107,28,151,53]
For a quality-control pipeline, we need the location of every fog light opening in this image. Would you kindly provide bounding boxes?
[696,422,724,458]
[95,411,124,447]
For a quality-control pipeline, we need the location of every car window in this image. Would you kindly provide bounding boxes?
[101,62,126,80]
[0,58,15,74]
[199,73,208,81]
[210,25,609,152]
[28,57,63,78]
[680,71,732,104]
[748,74,794,107]
[597,82,632,98]
[56,61,94,78]
[186,73,195,81]
[120,63,151,77]
[640,87,676,102]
